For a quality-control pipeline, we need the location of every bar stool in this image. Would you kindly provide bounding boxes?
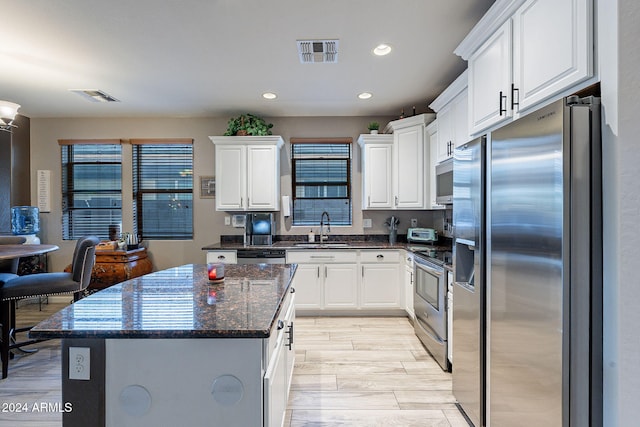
[0,235,99,379]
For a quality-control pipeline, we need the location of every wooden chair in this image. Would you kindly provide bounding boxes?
[0,235,99,379]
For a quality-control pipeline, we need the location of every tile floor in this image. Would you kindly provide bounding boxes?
[288,316,469,427]
[0,304,469,426]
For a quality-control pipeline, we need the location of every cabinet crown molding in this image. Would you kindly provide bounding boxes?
[356,134,393,146]
[209,135,284,147]
[384,113,436,134]
[429,69,468,113]
[454,0,527,60]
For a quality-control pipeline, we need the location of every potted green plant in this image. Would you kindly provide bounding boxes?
[223,114,274,136]
[368,121,380,134]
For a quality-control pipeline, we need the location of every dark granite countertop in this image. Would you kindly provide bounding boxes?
[29,263,297,340]
[201,241,409,250]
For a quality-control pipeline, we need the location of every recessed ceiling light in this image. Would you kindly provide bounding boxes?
[262,92,277,100]
[373,44,392,56]
[358,92,373,100]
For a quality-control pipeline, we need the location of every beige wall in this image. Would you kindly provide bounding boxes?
[29,115,445,272]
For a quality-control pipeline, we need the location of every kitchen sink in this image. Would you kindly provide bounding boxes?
[293,242,351,248]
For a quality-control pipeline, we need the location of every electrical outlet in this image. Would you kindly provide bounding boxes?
[69,347,90,380]
[363,218,372,228]
[410,218,418,227]
[224,216,231,226]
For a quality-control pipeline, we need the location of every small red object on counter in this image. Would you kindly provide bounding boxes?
[207,263,225,281]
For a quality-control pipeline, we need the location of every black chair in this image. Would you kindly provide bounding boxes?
[0,236,27,275]
[0,235,99,379]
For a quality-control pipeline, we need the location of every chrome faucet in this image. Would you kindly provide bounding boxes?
[320,211,331,242]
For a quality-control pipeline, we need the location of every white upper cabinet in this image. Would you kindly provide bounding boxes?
[210,136,284,211]
[359,113,435,211]
[429,70,469,163]
[512,0,592,111]
[426,121,445,210]
[458,0,594,136]
[394,124,424,208]
[359,135,394,209]
[468,20,513,134]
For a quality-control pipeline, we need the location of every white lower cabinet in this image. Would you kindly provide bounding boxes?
[206,250,238,264]
[287,251,358,311]
[404,252,415,319]
[289,264,323,309]
[324,264,359,308]
[360,250,401,309]
[287,249,403,312]
[264,289,295,427]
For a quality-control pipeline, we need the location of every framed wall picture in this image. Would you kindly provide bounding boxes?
[200,176,215,198]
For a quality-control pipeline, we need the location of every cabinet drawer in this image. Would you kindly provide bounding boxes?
[206,250,237,264]
[359,250,400,263]
[286,250,357,264]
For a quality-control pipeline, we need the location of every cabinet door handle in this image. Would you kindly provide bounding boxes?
[317,266,320,278]
[362,266,364,277]
[240,197,243,208]
[368,196,370,207]
[395,196,398,207]
[290,287,295,293]
[286,322,294,350]
[511,83,520,111]
[499,91,507,116]
[324,266,327,278]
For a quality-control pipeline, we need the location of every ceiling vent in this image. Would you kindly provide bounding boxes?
[70,90,120,103]
[296,40,339,63]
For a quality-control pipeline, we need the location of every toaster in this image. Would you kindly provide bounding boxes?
[407,228,438,243]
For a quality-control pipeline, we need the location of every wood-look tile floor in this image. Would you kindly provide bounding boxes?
[1,304,469,426]
[288,316,468,427]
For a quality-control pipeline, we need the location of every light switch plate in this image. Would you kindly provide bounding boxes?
[224,216,231,226]
[363,219,372,228]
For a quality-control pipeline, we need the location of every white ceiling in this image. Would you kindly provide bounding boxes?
[0,0,494,119]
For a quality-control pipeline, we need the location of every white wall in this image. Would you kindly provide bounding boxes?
[600,0,640,425]
[29,114,444,272]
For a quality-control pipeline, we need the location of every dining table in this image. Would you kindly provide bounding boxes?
[0,244,59,261]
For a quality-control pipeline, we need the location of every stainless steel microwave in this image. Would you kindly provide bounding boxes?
[435,158,453,205]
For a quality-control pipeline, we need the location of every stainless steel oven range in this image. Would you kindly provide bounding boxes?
[413,253,449,371]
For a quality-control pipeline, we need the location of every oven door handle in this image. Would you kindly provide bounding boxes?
[415,261,444,277]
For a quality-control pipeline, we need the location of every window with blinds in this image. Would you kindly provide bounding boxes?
[291,139,352,226]
[60,141,122,240]
[132,140,193,240]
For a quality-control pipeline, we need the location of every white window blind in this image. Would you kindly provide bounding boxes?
[291,138,352,226]
[132,140,193,240]
[60,140,122,240]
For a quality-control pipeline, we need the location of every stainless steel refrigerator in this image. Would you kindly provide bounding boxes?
[452,96,602,427]
[452,135,486,427]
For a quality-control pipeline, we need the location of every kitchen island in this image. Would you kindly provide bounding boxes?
[29,263,297,427]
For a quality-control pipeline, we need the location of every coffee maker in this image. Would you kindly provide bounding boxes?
[245,213,275,246]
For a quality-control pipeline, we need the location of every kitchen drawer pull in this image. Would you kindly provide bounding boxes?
[218,255,226,260]
[290,287,296,293]
[376,254,384,259]
[277,320,285,330]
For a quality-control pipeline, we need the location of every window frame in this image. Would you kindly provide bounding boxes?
[290,137,353,227]
[131,139,194,241]
[59,139,123,240]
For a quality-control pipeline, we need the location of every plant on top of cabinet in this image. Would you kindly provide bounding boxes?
[368,121,380,134]
[224,113,274,136]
